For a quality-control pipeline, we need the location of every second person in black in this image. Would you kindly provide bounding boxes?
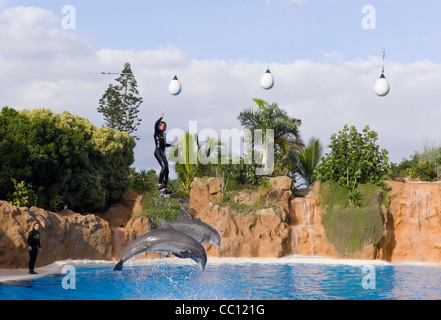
[28,223,41,274]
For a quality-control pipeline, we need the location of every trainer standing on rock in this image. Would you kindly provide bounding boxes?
[28,223,41,274]
[154,113,173,196]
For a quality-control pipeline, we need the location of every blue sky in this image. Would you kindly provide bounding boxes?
[10,0,441,63]
[1,0,441,176]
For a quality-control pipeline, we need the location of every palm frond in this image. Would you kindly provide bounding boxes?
[298,137,324,185]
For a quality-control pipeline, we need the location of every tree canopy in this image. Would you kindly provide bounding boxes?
[237,98,303,177]
[98,62,143,140]
[0,107,135,212]
[316,124,391,205]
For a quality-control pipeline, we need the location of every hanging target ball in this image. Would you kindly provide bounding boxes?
[168,75,182,95]
[260,68,274,90]
[374,73,390,97]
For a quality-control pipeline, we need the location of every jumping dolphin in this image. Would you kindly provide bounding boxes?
[113,222,207,271]
[160,208,221,247]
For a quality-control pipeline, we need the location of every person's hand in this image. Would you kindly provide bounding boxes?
[28,246,32,252]
[160,113,164,118]
[39,248,42,253]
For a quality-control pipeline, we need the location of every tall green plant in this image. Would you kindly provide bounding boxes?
[174,132,198,191]
[169,132,223,191]
[298,137,323,185]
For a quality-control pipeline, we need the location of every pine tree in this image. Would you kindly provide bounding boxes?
[98,62,143,139]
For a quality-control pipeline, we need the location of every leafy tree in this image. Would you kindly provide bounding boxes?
[0,107,135,212]
[237,98,303,177]
[316,125,391,205]
[98,62,143,139]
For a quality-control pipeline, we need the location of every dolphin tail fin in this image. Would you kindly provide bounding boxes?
[113,260,123,271]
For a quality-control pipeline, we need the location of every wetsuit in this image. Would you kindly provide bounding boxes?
[154,117,172,188]
[28,229,41,272]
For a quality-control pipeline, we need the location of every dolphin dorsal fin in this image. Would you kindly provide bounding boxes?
[158,219,176,230]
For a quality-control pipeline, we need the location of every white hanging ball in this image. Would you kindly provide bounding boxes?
[260,68,274,90]
[374,73,390,97]
[168,75,182,96]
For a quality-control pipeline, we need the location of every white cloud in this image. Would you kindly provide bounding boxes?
[1,4,441,176]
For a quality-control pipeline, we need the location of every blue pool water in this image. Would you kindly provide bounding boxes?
[1,259,441,300]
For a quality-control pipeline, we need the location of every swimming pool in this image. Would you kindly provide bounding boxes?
[1,257,441,300]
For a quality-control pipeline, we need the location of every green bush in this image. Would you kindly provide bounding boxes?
[140,190,182,228]
[318,180,350,209]
[209,159,268,187]
[0,107,135,212]
[414,162,439,181]
[170,188,190,199]
[392,149,441,181]
[213,198,275,214]
[128,168,158,192]
[357,182,389,208]
[316,125,391,192]
[396,161,439,182]
[8,178,37,208]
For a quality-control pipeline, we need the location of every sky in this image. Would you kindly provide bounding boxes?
[1,0,441,179]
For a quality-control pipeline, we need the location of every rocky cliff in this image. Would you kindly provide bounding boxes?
[381,181,441,263]
[287,184,381,260]
[288,192,338,257]
[2,178,441,268]
[189,177,292,258]
[189,178,441,263]
[0,201,113,268]
[0,191,148,269]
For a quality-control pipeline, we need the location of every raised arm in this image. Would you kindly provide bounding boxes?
[154,113,164,132]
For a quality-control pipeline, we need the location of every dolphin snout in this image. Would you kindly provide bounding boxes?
[209,240,221,247]
[198,259,206,271]
[212,235,221,247]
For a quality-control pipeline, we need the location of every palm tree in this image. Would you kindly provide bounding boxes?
[297,137,323,185]
[237,98,303,176]
[168,132,224,190]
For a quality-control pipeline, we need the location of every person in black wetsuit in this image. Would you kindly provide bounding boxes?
[28,223,41,274]
[154,113,173,195]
